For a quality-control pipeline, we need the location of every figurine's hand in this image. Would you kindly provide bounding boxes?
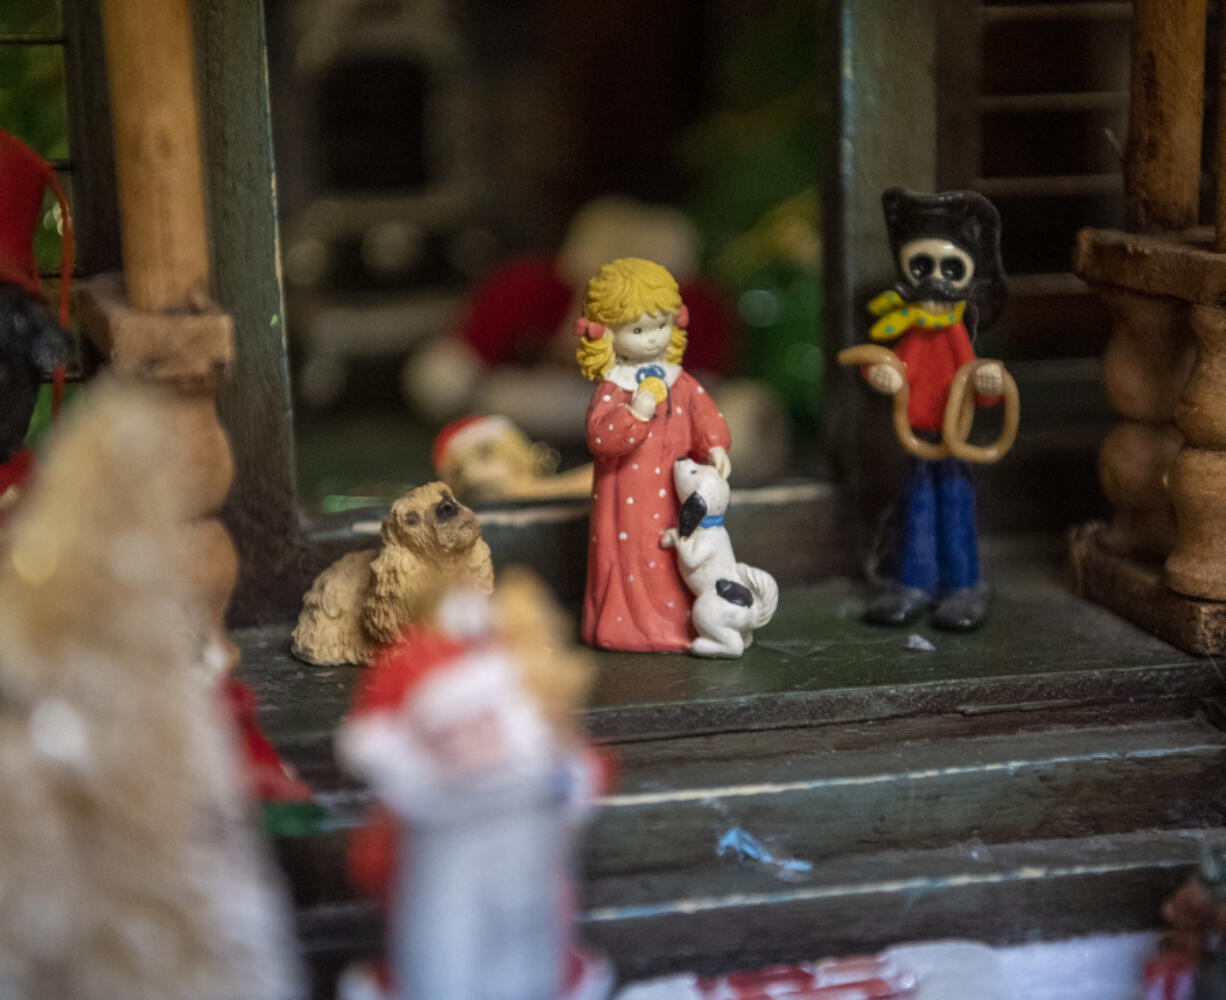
[866,363,904,395]
[974,362,1004,397]
[707,446,731,480]
[660,528,678,549]
[630,386,658,420]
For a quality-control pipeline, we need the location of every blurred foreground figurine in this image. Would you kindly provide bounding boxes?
[433,414,593,504]
[838,189,1019,631]
[336,571,612,1000]
[292,481,494,665]
[0,380,301,1000]
[576,258,731,652]
[0,127,73,513]
[662,459,778,657]
[1144,857,1226,999]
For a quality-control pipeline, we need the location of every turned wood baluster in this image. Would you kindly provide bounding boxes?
[1164,15,1226,600]
[1167,308,1226,600]
[1095,290,1192,557]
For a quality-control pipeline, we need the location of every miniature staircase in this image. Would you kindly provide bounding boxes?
[237,535,1226,995]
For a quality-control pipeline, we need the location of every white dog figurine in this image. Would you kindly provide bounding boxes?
[661,459,779,657]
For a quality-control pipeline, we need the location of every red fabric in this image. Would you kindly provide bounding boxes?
[889,321,1001,431]
[676,282,737,375]
[583,372,730,651]
[461,256,572,365]
[459,255,738,376]
[1142,953,1197,1000]
[0,448,33,498]
[348,805,400,900]
[0,128,73,327]
[0,129,50,301]
[224,677,313,802]
[349,628,468,717]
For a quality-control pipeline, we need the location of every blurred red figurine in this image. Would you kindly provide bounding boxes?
[0,127,73,516]
[336,574,612,1000]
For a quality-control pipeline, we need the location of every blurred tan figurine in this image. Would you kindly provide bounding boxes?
[292,482,494,666]
[432,414,593,504]
[0,379,301,1000]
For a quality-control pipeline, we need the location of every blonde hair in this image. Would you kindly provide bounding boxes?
[576,257,688,382]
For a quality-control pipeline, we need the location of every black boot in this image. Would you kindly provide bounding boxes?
[931,582,991,631]
[865,583,932,627]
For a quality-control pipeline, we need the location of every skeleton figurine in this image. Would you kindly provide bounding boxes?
[853,189,1012,631]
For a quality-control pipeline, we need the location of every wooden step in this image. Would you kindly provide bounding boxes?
[292,828,1226,987]
[579,828,1226,980]
[586,714,1226,879]
[276,706,1226,906]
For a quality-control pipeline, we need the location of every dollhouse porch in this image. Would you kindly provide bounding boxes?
[12,0,1226,995]
[239,519,1226,990]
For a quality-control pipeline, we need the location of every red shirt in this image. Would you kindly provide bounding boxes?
[892,321,1000,431]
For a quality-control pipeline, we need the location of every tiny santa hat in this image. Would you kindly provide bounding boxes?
[348,623,516,729]
[431,413,514,472]
[0,127,74,327]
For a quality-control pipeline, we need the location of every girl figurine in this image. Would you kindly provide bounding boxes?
[576,258,731,652]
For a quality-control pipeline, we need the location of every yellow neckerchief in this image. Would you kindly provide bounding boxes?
[867,289,965,341]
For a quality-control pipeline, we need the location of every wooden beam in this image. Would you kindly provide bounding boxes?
[99,0,210,310]
[1124,0,1208,233]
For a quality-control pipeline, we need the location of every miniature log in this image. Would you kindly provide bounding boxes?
[99,0,210,311]
[1125,0,1208,233]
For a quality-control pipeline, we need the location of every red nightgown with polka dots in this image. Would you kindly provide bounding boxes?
[582,365,731,652]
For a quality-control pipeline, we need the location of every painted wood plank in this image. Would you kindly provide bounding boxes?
[193,0,305,625]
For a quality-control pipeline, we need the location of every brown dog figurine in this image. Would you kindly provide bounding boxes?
[292,483,494,666]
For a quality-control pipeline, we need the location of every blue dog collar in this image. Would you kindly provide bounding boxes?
[699,513,725,529]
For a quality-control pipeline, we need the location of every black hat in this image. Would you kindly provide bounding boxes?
[881,188,1007,336]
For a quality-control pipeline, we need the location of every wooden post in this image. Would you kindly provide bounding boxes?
[1124,0,1207,233]
[1217,10,1226,251]
[86,0,239,666]
[98,0,211,311]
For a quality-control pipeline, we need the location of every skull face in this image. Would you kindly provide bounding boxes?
[898,237,976,306]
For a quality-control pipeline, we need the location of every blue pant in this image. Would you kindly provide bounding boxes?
[895,455,980,596]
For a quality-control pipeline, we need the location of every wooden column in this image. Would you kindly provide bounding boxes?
[1124,0,1208,233]
[81,0,239,667]
[1217,10,1226,251]
[98,0,211,311]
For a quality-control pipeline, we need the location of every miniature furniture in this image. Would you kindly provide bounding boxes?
[1068,0,1226,654]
